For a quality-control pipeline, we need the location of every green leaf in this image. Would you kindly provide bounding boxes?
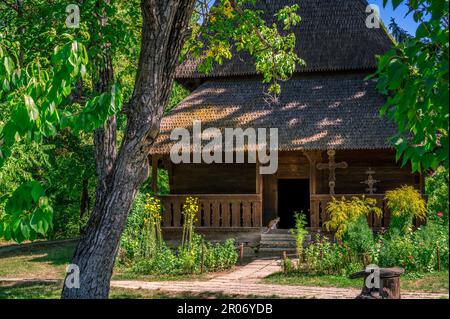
[392,0,404,10]
[30,181,45,203]
[24,95,39,121]
[20,220,31,239]
[30,209,50,235]
[3,56,14,75]
[416,23,428,38]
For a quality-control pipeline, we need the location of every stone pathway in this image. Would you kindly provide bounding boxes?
[110,258,448,299]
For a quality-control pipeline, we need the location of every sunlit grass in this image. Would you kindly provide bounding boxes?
[264,271,449,293]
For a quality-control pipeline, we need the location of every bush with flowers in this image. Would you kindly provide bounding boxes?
[385,185,427,235]
[281,182,449,276]
[119,193,238,275]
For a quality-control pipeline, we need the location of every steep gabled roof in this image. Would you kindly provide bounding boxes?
[150,74,396,154]
[176,0,393,80]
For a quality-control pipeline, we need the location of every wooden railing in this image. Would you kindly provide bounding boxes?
[310,194,388,230]
[160,194,262,228]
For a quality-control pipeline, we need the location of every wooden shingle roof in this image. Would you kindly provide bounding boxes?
[151,74,396,154]
[175,0,393,80]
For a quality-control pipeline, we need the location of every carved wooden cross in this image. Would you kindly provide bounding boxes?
[361,168,380,195]
[316,150,348,195]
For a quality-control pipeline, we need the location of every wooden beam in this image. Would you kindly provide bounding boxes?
[303,151,322,228]
[255,161,263,195]
[151,155,159,194]
[302,151,321,195]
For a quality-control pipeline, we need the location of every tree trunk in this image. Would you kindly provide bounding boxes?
[61,0,196,299]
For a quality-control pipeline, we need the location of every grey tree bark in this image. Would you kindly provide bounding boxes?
[61,0,196,299]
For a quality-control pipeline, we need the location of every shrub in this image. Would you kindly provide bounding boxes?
[412,221,449,271]
[204,238,239,271]
[325,196,381,240]
[122,194,237,275]
[343,216,375,258]
[378,233,416,272]
[282,255,295,273]
[426,167,449,224]
[324,196,379,263]
[130,235,238,275]
[118,192,147,264]
[131,243,178,274]
[302,235,358,276]
[385,185,426,235]
[376,219,448,273]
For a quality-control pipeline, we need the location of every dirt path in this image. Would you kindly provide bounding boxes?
[0,257,447,299]
[110,259,448,299]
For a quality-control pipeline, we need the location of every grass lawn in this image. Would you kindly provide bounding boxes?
[0,240,225,282]
[264,271,449,293]
[0,282,261,299]
[0,241,77,279]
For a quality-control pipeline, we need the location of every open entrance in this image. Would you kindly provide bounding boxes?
[277,179,310,229]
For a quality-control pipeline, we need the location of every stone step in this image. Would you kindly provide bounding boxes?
[262,229,291,234]
[258,247,297,254]
[261,234,295,238]
[260,242,297,248]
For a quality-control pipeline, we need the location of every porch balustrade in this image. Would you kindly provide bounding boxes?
[160,194,262,228]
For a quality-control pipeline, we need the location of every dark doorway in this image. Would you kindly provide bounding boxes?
[277,179,310,229]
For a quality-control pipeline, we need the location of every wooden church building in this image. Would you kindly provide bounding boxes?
[149,0,423,239]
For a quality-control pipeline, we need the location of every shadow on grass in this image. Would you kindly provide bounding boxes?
[27,242,77,266]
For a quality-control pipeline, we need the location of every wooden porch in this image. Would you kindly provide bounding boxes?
[160,193,389,231]
[151,150,423,233]
[160,194,262,228]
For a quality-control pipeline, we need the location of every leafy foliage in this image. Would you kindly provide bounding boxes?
[141,194,163,259]
[373,0,449,172]
[0,181,53,243]
[1,0,304,245]
[388,18,412,43]
[385,185,427,234]
[425,166,449,224]
[378,220,448,272]
[301,235,362,276]
[324,196,382,240]
[181,196,199,249]
[130,235,237,275]
[119,192,237,275]
[0,0,131,242]
[183,0,304,95]
[289,211,308,260]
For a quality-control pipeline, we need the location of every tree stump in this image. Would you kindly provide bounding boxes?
[349,267,404,299]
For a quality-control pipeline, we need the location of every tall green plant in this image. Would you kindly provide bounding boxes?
[141,194,163,258]
[181,196,199,249]
[290,212,308,260]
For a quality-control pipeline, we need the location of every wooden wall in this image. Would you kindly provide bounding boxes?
[318,149,422,194]
[262,149,422,225]
[164,149,422,227]
[170,163,256,194]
